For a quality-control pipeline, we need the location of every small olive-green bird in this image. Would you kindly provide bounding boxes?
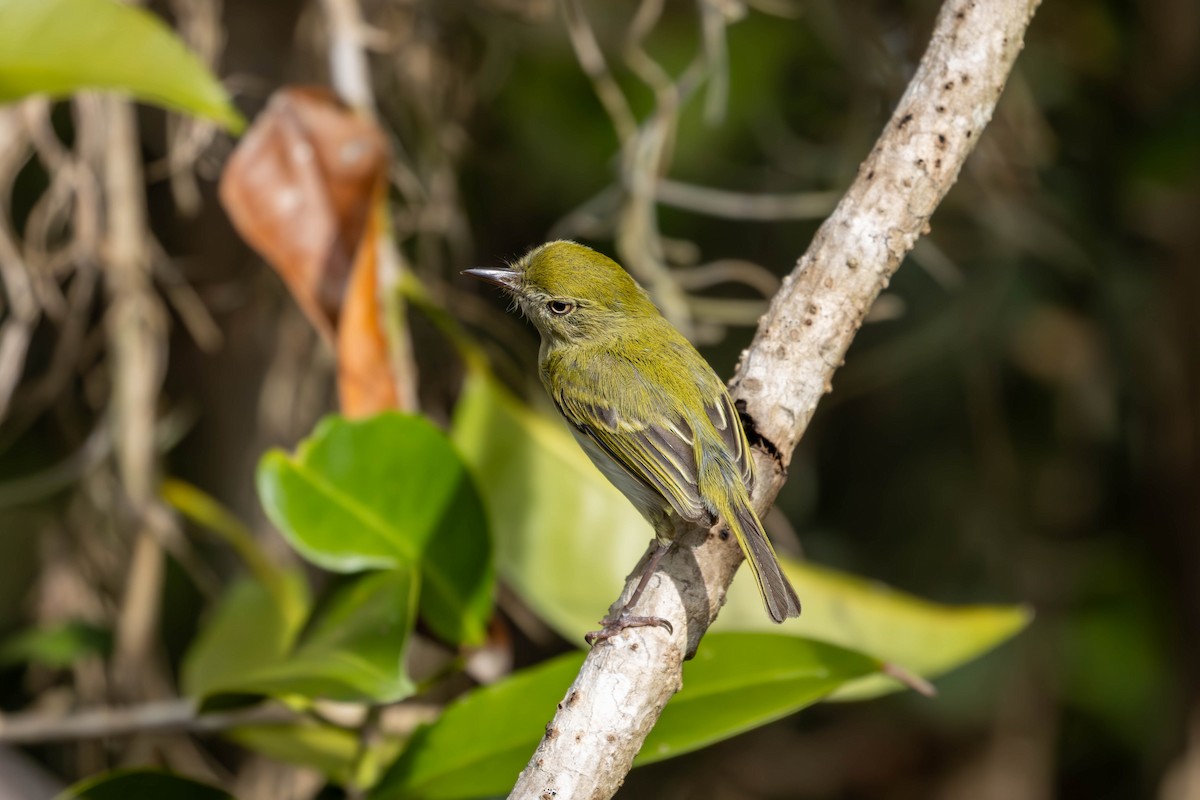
[465,240,801,638]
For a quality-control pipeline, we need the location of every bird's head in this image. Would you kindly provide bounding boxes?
[464,241,656,344]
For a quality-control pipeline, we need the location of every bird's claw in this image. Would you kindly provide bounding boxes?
[584,613,673,645]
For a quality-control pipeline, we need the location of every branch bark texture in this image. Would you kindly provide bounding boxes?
[508,1,1041,798]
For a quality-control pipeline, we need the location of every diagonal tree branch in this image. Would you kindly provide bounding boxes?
[507,0,1041,798]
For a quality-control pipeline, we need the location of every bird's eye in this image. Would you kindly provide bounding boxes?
[547,300,575,316]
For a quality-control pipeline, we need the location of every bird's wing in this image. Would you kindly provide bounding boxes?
[554,387,707,523]
[705,388,755,489]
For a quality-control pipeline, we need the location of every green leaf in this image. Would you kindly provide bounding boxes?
[371,651,583,800]
[451,373,1029,698]
[636,633,880,764]
[0,620,110,668]
[181,572,311,702]
[57,769,232,800]
[187,570,418,704]
[258,413,494,646]
[372,633,878,799]
[713,561,1031,700]
[261,569,418,702]
[0,0,244,132]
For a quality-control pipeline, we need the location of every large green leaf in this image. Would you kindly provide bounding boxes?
[258,413,494,646]
[371,633,878,800]
[181,572,310,702]
[715,561,1030,700]
[184,570,417,704]
[451,373,1029,697]
[636,634,879,764]
[0,0,244,131]
[371,651,582,800]
[264,569,418,702]
[58,769,232,800]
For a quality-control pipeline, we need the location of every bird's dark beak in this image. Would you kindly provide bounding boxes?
[462,267,520,291]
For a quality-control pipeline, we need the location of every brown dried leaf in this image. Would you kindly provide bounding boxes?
[220,86,405,416]
[219,86,388,343]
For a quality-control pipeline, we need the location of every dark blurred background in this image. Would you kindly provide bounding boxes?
[2,0,1198,798]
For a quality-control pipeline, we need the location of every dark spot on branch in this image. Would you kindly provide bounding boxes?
[566,690,578,707]
[545,724,558,740]
[734,398,784,465]
[961,74,971,85]
[944,81,954,91]
[898,113,913,128]
[936,105,945,113]
[866,169,875,180]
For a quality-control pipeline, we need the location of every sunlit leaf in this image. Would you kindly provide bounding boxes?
[57,769,232,800]
[451,373,1029,697]
[370,651,581,800]
[0,0,243,131]
[371,633,877,799]
[188,570,418,704]
[637,634,879,763]
[715,561,1031,700]
[258,413,493,646]
[181,573,310,702]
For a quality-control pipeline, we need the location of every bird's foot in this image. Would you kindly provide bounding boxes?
[584,613,673,645]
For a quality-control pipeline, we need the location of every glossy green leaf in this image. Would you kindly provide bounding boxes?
[451,373,1029,698]
[181,572,310,701]
[57,769,232,800]
[261,569,418,702]
[372,633,877,799]
[184,570,417,704]
[371,651,583,800]
[714,561,1031,700]
[0,620,110,668]
[258,413,494,646]
[0,0,244,131]
[636,633,880,764]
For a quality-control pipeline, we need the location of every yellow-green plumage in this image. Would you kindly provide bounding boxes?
[466,240,801,624]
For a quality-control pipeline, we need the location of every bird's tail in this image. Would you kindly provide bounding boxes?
[719,490,801,623]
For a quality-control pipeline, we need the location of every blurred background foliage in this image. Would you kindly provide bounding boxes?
[0,0,1197,798]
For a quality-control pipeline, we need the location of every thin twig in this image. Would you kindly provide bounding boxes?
[655,179,840,221]
[0,699,442,745]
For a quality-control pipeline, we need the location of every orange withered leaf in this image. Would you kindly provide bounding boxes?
[220,86,405,416]
[219,86,389,343]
